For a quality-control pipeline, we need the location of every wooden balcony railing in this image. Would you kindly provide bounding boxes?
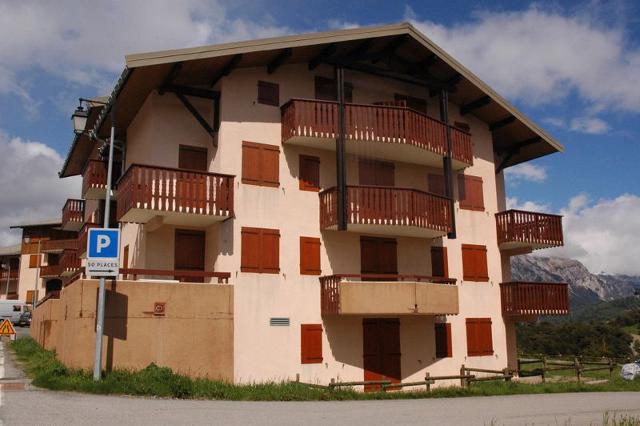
[40,239,78,253]
[61,199,85,230]
[82,159,121,199]
[120,268,231,284]
[0,270,19,280]
[116,164,234,223]
[500,282,569,316]
[320,274,457,315]
[320,185,451,235]
[496,210,563,250]
[78,222,100,255]
[40,249,81,277]
[281,98,473,166]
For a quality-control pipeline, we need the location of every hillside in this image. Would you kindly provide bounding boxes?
[511,255,638,310]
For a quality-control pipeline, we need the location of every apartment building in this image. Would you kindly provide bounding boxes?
[32,23,568,386]
[0,245,21,300]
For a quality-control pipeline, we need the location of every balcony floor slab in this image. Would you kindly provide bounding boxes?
[323,223,448,239]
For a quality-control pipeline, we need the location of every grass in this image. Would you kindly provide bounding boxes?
[9,338,640,401]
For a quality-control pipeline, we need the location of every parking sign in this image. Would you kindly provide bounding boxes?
[86,228,120,277]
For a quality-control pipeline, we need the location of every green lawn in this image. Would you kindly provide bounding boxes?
[10,338,640,401]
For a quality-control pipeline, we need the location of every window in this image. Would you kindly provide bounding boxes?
[242,141,280,187]
[359,159,395,186]
[431,246,448,278]
[314,76,353,103]
[458,174,484,211]
[179,145,208,171]
[360,237,397,277]
[299,155,320,191]
[26,290,34,304]
[466,318,493,356]
[241,227,280,273]
[394,93,428,114]
[435,323,452,358]
[300,237,321,275]
[257,81,279,106]
[461,244,489,282]
[428,173,445,196]
[29,254,40,268]
[301,324,323,364]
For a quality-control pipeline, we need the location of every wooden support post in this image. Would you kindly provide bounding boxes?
[460,364,466,388]
[608,358,614,378]
[503,368,512,382]
[542,357,547,383]
[517,358,521,376]
[425,372,431,392]
[296,373,300,383]
[439,88,456,239]
[574,357,582,383]
[335,65,347,231]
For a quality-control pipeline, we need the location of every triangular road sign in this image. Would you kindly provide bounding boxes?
[0,319,16,335]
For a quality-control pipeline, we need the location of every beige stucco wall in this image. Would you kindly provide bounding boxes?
[31,279,234,380]
[116,61,513,385]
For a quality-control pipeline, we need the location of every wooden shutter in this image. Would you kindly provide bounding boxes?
[122,245,129,269]
[178,145,208,171]
[257,81,279,106]
[301,324,323,364]
[458,174,484,211]
[435,323,452,358]
[314,76,353,102]
[359,159,395,186]
[428,173,445,196]
[394,93,427,114]
[466,318,493,356]
[461,244,489,282]
[360,237,397,278]
[431,246,448,278]
[300,237,321,275]
[241,227,280,274]
[299,155,320,191]
[26,290,34,304]
[29,254,40,268]
[242,141,280,187]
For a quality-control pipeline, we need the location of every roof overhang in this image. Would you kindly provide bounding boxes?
[61,22,562,176]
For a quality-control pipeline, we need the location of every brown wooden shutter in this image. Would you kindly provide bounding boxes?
[241,227,261,272]
[459,174,484,211]
[300,237,321,275]
[261,229,280,273]
[122,245,129,269]
[178,145,208,171]
[428,173,445,196]
[431,246,448,278]
[359,159,395,186]
[242,141,280,187]
[29,254,40,268]
[299,155,320,191]
[466,318,493,356]
[461,244,488,282]
[435,323,452,358]
[360,237,397,278]
[257,81,279,106]
[314,76,353,102]
[301,324,323,364]
[26,290,34,304]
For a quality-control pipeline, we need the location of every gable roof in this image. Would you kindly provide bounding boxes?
[60,22,562,177]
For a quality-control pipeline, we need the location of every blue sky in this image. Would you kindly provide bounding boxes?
[0,0,639,274]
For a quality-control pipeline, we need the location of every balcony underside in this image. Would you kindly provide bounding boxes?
[60,221,83,232]
[119,208,231,227]
[285,135,469,170]
[83,187,116,200]
[323,223,448,239]
[498,240,559,252]
[325,281,459,316]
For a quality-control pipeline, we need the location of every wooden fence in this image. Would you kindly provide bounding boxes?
[518,355,617,382]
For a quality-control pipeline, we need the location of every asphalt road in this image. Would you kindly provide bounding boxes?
[1,340,639,426]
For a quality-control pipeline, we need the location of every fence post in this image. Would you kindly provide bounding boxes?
[574,357,582,383]
[460,364,466,388]
[503,368,512,382]
[517,358,521,377]
[608,358,614,378]
[329,378,335,390]
[542,356,547,383]
[425,372,431,392]
[296,373,300,383]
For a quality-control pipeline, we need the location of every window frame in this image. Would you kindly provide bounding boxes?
[257,80,280,106]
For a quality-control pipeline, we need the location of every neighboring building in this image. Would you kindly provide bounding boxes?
[9,220,79,303]
[0,245,21,299]
[33,23,568,386]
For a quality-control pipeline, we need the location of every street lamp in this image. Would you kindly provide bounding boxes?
[71,97,117,381]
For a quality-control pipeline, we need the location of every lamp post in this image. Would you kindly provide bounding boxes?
[72,97,116,381]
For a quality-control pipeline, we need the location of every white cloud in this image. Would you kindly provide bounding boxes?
[408,6,640,112]
[0,0,289,108]
[0,130,80,247]
[545,194,640,275]
[504,163,547,183]
[569,116,610,134]
[506,197,549,212]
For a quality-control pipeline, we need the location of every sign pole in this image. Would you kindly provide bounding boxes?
[93,105,116,381]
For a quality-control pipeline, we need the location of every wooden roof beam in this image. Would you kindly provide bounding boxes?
[163,85,220,99]
[496,136,542,156]
[210,54,242,87]
[460,96,491,116]
[490,116,516,132]
[345,39,375,60]
[267,48,292,74]
[369,36,408,64]
[158,62,182,95]
[308,43,337,70]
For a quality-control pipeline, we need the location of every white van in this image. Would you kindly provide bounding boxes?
[0,300,28,325]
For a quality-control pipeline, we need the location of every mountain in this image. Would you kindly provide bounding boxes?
[511,255,638,310]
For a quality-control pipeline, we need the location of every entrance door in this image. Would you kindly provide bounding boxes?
[363,318,401,391]
[174,229,206,283]
[360,236,397,280]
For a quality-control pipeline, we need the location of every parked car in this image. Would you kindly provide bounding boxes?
[18,310,31,327]
[0,300,27,325]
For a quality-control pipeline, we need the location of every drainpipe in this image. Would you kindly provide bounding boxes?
[335,65,347,231]
[439,89,457,239]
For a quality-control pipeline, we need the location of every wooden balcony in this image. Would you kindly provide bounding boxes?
[120,268,231,284]
[40,249,81,278]
[320,185,451,238]
[496,210,563,252]
[78,222,100,257]
[40,239,78,253]
[320,274,458,315]
[0,270,19,281]
[82,160,120,200]
[500,282,569,316]
[61,199,85,231]
[116,164,234,226]
[282,99,473,169]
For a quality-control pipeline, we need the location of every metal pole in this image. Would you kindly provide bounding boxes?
[33,240,41,310]
[93,105,116,381]
[335,65,347,231]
